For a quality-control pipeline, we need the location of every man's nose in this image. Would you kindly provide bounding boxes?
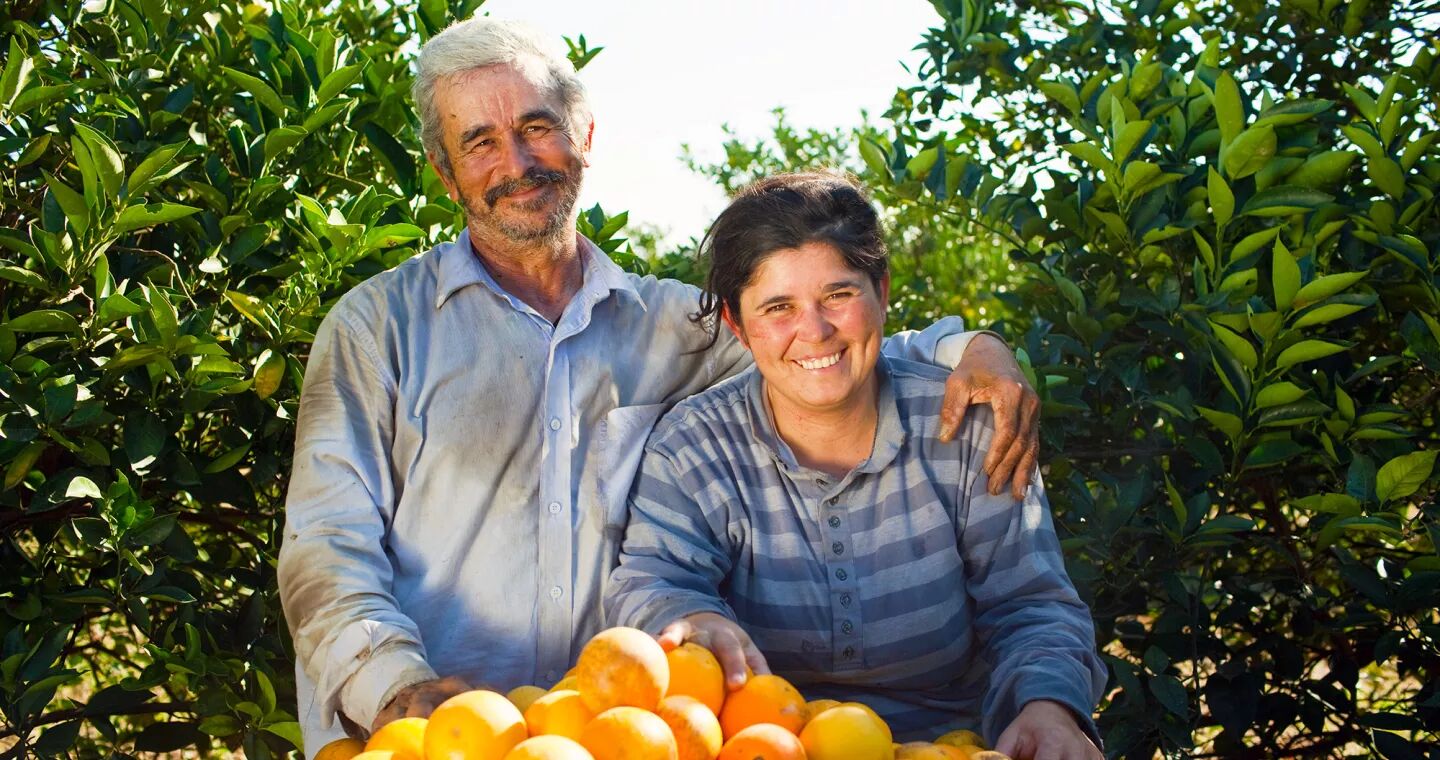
[496,133,537,178]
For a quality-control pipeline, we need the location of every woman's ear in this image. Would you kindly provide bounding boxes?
[879,271,892,306]
[721,305,748,348]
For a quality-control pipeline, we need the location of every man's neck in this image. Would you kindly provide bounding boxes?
[468,226,584,323]
[765,381,880,479]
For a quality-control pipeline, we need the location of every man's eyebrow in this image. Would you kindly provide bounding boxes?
[520,108,563,124]
[459,123,495,147]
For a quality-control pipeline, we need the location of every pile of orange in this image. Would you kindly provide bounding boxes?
[312,626,1007,760]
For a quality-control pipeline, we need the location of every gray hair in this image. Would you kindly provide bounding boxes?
[412,17,592,171]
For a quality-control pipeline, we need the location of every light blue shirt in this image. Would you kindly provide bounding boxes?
[277,234,979,751]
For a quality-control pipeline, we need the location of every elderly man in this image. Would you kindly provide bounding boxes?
[276,16,1043,753]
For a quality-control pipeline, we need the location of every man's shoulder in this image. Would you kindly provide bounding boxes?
[622,271,702,315]
[325,244,446,328]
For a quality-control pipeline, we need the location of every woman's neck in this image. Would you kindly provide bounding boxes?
[765,379,880,479]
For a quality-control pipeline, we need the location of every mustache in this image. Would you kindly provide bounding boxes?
[484,168,568,207]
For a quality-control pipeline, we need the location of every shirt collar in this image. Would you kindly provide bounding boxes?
[433,232,646,312]
[743,355,906,477]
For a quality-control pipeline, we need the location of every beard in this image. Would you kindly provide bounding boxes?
[459,161,583,246]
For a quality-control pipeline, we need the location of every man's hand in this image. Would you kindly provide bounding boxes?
[371,676,472,734]
[656,612,769,691]
[940,333,1041,499]
[995,700,1102,760]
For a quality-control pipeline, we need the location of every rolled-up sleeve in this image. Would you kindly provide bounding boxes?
[956,414,1107,746]
[277,306,436,733]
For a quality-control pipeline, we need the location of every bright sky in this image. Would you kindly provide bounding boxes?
[478,0,942,246]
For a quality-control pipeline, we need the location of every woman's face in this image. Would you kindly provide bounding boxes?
[724,240,889,419]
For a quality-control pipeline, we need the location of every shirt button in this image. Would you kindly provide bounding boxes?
[816,478,828,487]
[835,568,848,581]
[840,594,852,607]
[548,501,561,514]
[828,497,838,506]
[841,620,854,634]
[843,646,855,658]
[827,516,841,528]
[832,541,844,555]
[549,417,561,431]
[549,586,563,599]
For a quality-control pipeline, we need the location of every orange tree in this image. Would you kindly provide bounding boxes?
[0,0,627,756]
[838,0,1440,755]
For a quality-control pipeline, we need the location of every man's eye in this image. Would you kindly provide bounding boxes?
[524,125,552,136]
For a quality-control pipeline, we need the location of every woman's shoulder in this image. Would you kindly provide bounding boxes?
[646,369,757,455]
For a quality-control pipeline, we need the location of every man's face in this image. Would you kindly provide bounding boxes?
[430,64,590,245]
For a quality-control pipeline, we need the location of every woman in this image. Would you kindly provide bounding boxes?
[604,172,1105,758]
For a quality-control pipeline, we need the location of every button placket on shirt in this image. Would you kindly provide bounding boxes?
[820,486,861,670]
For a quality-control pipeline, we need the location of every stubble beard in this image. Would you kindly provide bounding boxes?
[460,162,583,249]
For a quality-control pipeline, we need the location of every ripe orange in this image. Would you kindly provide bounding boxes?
[656,695,723,760]
[503,735,596,760]
[575,627,670,713]
[665,643,726,715]
[525,689,597,740]
[800,699,841,726]
[798,702,894,760]
[715,723,806,760]
[934,729,986,750]
[716,674,805,739]
[365,717,427,760]
[313,737,366,760]
[508,685,549,713]
[579,706,679,760]
[352,752,398,760]
[550,675,579,692]
[425,689,528,760]
[896,742,969,759]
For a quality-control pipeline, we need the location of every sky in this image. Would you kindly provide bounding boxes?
[477,0,943,246]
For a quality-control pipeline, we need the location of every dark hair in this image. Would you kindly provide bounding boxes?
[693,171,888,349]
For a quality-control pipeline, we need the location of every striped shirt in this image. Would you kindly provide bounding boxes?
[605,357,1106,744]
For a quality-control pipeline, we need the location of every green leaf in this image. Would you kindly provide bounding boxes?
[1368,156,1406,199]
[72,124,125,201]
[1255,382,1307,408]
[1230,227,1282,262]
[1272,240,1300,311]
[1149,674,1189,716]
[126,143,185,198]
[1223,124,1276,179]
[315,63,364,106]
[1063,142,1114,175]
[42,171,91,235]
[220,66,286,116]
[1275,340,1347,369]
[1254,98,1332,128]
[1257,400,1330,428]
[263,126,309,163]
[198,715,241,737]
[1211,322,1257,370]
[1292,493,1362,515]
[203,445,250,474]
[1242,186,1332,217]
[1375,451,1437,503]
[1038,80,1081,116]
[0,266,47,289]
[1243,438,1304,468]
[1400,131,1437,172]
[7,309,79,333]
[113,203,201,236]
[858,138,890,179]
[1294,271,1366,307]
[1293,299,1371,328]
[263,721,303,749]
[1,37,36,111]
[364,223,425,249]
[1212,73,1244,146]
[1197,406,1243,441]
[1208,166,1233,226]
[98,293,148,324]
[1114,120,1153,164]
[1286,150,1358,190]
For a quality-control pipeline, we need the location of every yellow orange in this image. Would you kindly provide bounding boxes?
[664,643,726,715]
[799,702,894,760]
[715,723,806,760]
[503,735,596,760]
[313,737,366,760]
[801,699,842,726]
[550,675,579,692]
[508,685,549,713]
[656,695,723,760]
[575,627,670,713]
[365,717,426,760]
[716,674,805,739]
[896,742,969,759]
[425,689,528,760]
[579,706,679,760]
[934,729,986,750]
[525,689,596,740]
[352,752,397,760]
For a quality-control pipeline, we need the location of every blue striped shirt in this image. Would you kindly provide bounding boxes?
[605,357,1105,743]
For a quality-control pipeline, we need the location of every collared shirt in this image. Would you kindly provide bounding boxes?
[277,235,979,750]
[606,358,1106,744]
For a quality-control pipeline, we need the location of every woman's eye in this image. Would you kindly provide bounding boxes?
[764,303,789,314]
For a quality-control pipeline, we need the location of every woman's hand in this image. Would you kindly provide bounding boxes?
[995,699,1103,760]
[657,612,770,690]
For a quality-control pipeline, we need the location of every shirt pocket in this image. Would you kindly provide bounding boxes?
[591,403,669,538]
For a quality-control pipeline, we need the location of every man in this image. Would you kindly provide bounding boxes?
[276,17,1043,754]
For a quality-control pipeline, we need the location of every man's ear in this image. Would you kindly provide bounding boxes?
[721,305,748,348]
[428,153,460,202]
[580,118,595,167]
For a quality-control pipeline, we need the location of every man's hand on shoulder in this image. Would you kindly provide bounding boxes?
[370,675,472,734]
[938,333,1041,500]
[995,699,1102,760]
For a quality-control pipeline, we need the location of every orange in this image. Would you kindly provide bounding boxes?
[801,699,841,726]
[896,742,969,759]
[313,738,366,760]
[352,753,398,760]
[551,675,579,692]
[503,735,596,760]
[716,674,805,739]
[525,689,597,740]
[508,685,549,713]
[365,717,427,760]
[934,729,986,750]
[967,753,1012,760]
[575,627,670,713]
[579,706,679,760]
[798,702,894,760]
[656,695,723,760]
[665,643,726,715]
[425,689,528,760]
[715,723,806,760]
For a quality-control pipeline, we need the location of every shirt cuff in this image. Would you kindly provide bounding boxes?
[935,330,1008,369]
[338,642,438,733]
[630,596,736,637]
[1010,685,1103,750]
